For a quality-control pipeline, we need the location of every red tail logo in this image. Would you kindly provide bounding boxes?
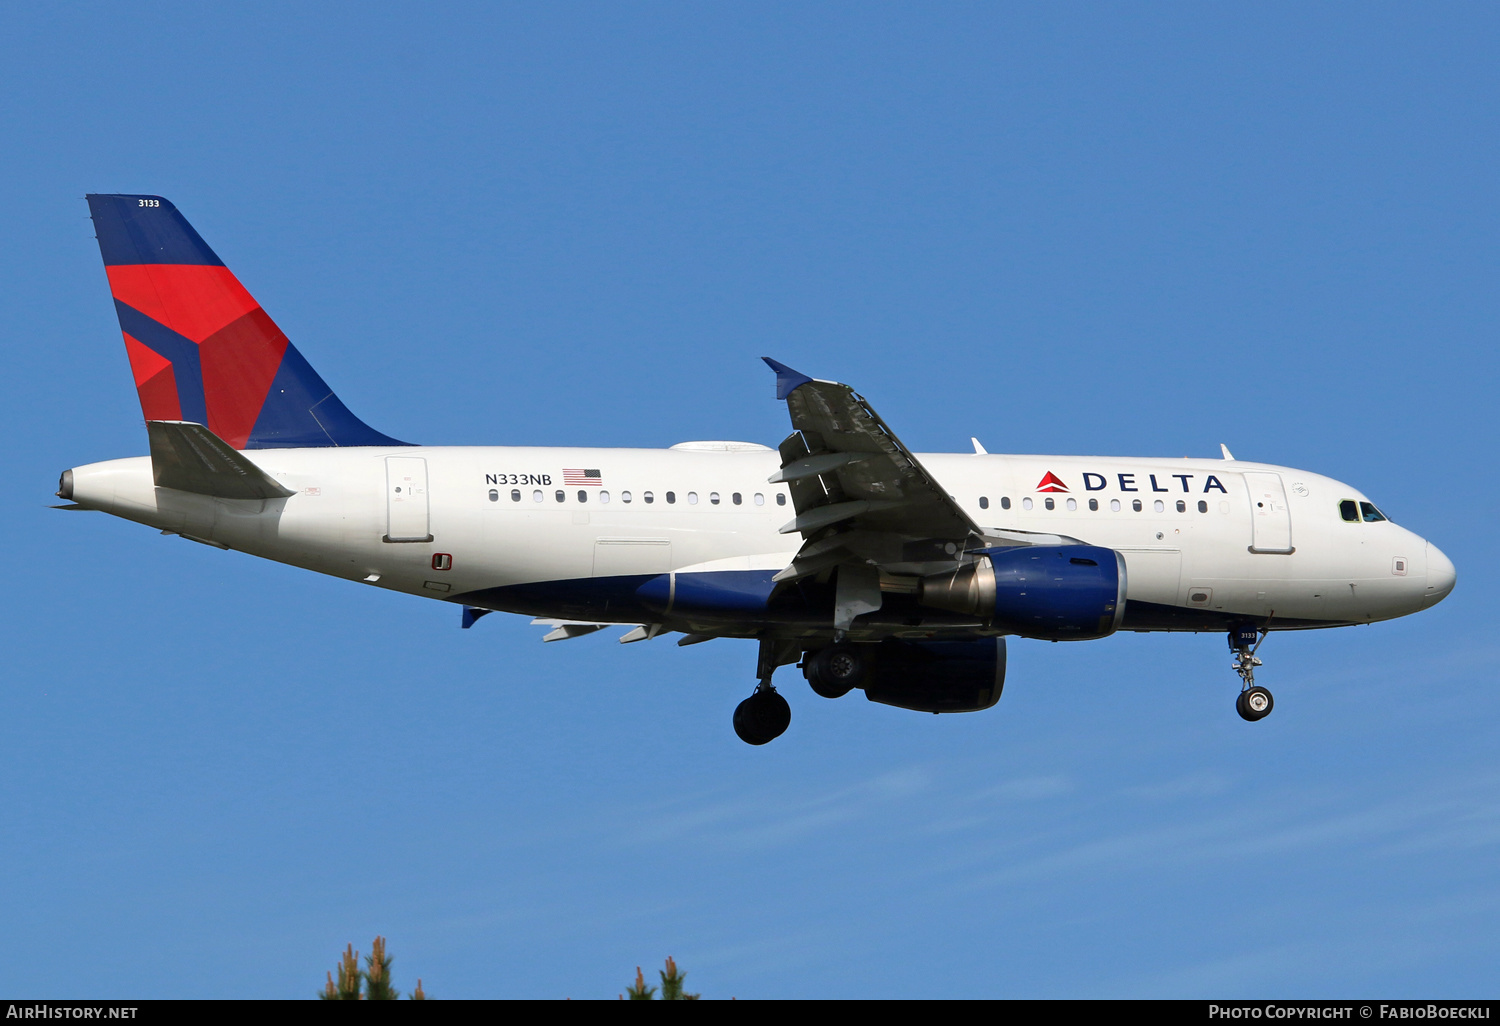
[1036,471,1069,493]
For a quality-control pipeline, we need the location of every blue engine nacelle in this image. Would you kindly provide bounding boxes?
[919,545,1126,641]
[806,638,1007,714]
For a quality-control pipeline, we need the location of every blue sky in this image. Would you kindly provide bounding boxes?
[2,3,1495,998]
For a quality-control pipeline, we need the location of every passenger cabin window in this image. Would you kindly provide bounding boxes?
[979,496,989,510]
[1198,500,1208,513]
[644,491,654,503]
[1132,499,1142,512]
[1153,499,1165,512]
[1066,498,1077,511]
[709,492,720,505]
[754,493,764,506]
[1089,498,1098,511]
[1360,501,1388,523]
[776,494,786,506]
[577,490,588,503]
[555,490,565,503]
[488,489,499,502]
[511,489,521,502]
[1176,500,1186,512]
[688,492,699,505]
[599,490,610,504]
[1044,497,1055,510]
[1001,496,1011,510]
[1110,499,1121,512]
[732,492,742,505]
[621,490,632,503]
[533,489,544,503]
[1340,499,1360,522]
[666,491,676,504]
[1022,497,1033,510]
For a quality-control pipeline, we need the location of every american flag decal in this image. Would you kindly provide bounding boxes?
[563,468,603,486]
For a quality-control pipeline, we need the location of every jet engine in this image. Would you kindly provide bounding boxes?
[918,545,1126,641]
[804,638,1007,714]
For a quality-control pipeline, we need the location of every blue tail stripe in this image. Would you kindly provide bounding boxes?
[88,194,224,267]
[112,300,208,425]
[248,343,410,448]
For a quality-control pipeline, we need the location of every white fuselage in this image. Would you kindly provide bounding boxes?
[64,445,1454,633]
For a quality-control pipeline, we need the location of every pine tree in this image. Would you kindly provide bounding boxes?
[625,966,657,1000]
[658,956,699,1000]
[318,937,426,999]
[364,936,398,1000]
[319,944,363,1000]
[621,958,699,1000]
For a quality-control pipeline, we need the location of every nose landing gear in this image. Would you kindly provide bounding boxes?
[1229,624,1274,722]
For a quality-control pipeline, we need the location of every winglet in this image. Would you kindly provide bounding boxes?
[1220,443,1236,461]
[971,437,988,455]
[761,357,813,400]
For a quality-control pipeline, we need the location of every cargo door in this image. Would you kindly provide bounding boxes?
[1245,472,1293,553]
[384,456,433,542]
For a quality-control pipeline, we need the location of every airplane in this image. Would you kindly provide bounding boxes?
[57,194,1457,745]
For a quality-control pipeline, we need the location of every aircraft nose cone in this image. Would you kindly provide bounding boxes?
[1424,542,1456,608]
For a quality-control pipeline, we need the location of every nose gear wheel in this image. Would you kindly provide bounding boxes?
[1236,685,1274,721]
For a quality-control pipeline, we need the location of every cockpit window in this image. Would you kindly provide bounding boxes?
[1339,499,1359,523]
[1360,501,1387,523]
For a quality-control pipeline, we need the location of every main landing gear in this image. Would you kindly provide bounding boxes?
[733,639,800,745]
[804,644,865,699]
[1229,624,1274,722]
[733,685,791,746]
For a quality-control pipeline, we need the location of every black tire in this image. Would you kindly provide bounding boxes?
[806,645,866,699]
[733,690,791,745]
[733,698,771,744]
[1238,686,1274,722]
[758,689,791,737]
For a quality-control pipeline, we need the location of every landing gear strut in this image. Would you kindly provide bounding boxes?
[1229,624,1274,722]
[733,639,799,745]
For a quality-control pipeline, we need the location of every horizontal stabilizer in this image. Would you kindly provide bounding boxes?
[147,421,295,500]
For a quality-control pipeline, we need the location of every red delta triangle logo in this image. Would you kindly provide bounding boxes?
[1036,471,1069,493]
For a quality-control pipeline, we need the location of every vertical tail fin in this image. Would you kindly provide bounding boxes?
[85,194,410,449]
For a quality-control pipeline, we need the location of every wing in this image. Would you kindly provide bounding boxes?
[763,359,985,587]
